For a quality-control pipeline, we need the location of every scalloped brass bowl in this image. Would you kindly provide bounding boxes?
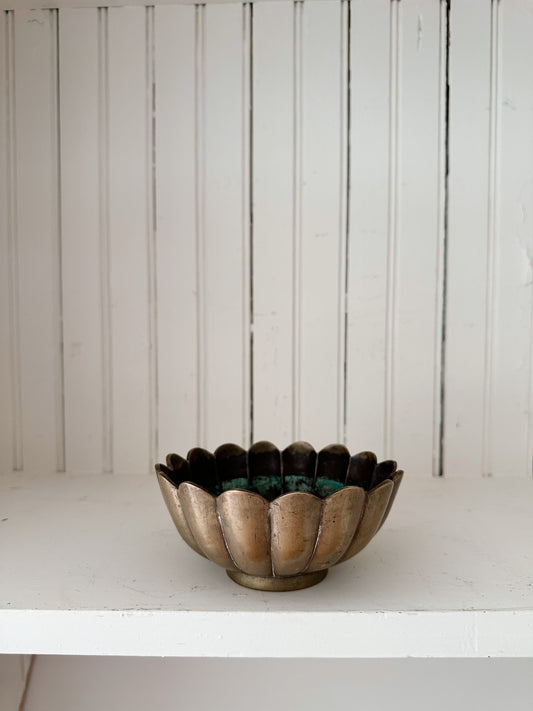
[155,441,403,591]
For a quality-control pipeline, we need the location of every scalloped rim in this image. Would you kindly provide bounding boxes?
[155,441,401,503]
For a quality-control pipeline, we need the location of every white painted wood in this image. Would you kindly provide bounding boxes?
[0,11,15,475]
[23,657,533,711]
[154,5,198,458]
[252,1,294,446]
[347,0,443,476]
[0,0,291,8]
[299,0,345,448]
[14,9,64,474]
[0,472,532,657]
[203,3,249,449]
[2,0,533,482]
[59,8,104,474]
[107,7,152,473]
[445,0,492,478]
[0,655,30,711]
[392,0,443,477]
[346,0,390,457]
[491,0,533,478]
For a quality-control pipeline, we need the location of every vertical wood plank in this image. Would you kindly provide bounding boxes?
[146,6,157,471]
[384,0,400,461]
[14,9,63,473]
[299,0,345,448]
[59,8,104,474]
[107,7,151,473]
[154,5,197,458]
[203,3,248,449]
[242,3,252,448]
[252,1,294,447]
[392,0,443,477]
[445,0,492,478]
[434,0,448,478]
[346,0,390,457]
[492,0,533,477]
[0,11,15,473]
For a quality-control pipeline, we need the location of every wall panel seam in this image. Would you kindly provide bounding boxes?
[52,8,66,473]
[146,5,158,471]
[195,3,206,447]
[338,0,349,445]
[482,0,501,478]
[242,2,253,447]
[5,9,23,471]
[434,0,450,477]
[98,6,113,473]
[292,0,303,442]
[384,0,400,458]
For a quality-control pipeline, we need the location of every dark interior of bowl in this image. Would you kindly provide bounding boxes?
[156,441,398,501]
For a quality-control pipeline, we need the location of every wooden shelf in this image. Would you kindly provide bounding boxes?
[1,472,532,658]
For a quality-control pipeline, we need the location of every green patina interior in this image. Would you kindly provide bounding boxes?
[219,475,344,500]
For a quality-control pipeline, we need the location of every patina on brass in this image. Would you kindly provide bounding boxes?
[155,441,404,592]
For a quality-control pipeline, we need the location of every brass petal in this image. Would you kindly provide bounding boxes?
[165,452,189,473]
[178,482,236,570]
[369,459,397,489]
[249,441,282,500]
[214,443,248,489]
[338,479,394,563]
[345,451,377,489]
[270,492,322,576]
[217,490,271,576]
[156,473,206,558]
[377,469,404,531]
[315,444,350,483]
[281,441,316,493]
[306,486,365,572]
[187,448,217,493]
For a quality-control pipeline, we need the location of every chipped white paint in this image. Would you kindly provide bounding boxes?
[1,0,533,479]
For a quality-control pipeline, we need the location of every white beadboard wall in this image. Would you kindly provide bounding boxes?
[1,0,533,479]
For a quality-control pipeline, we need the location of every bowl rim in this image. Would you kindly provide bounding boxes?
[155,439,403,504]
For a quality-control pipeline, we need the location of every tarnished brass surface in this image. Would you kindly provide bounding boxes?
[306,486,365,572]
[217,490,271,577]
[155,442,404,591]
[156,472,206,558]
[338,479,394,563]
[178,482,237,570]
[226,569,328,592]
[270,492,322,576]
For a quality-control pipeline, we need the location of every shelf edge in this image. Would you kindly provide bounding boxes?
[1,608,532,658]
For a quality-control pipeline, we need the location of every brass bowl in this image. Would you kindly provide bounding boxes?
[155,441,403,592]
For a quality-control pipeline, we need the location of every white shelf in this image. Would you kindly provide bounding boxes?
[0,472,532,658]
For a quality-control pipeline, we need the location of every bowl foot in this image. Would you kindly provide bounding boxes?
[226,568,328,592]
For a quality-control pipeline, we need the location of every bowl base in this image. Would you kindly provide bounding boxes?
[226,569,328,592]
